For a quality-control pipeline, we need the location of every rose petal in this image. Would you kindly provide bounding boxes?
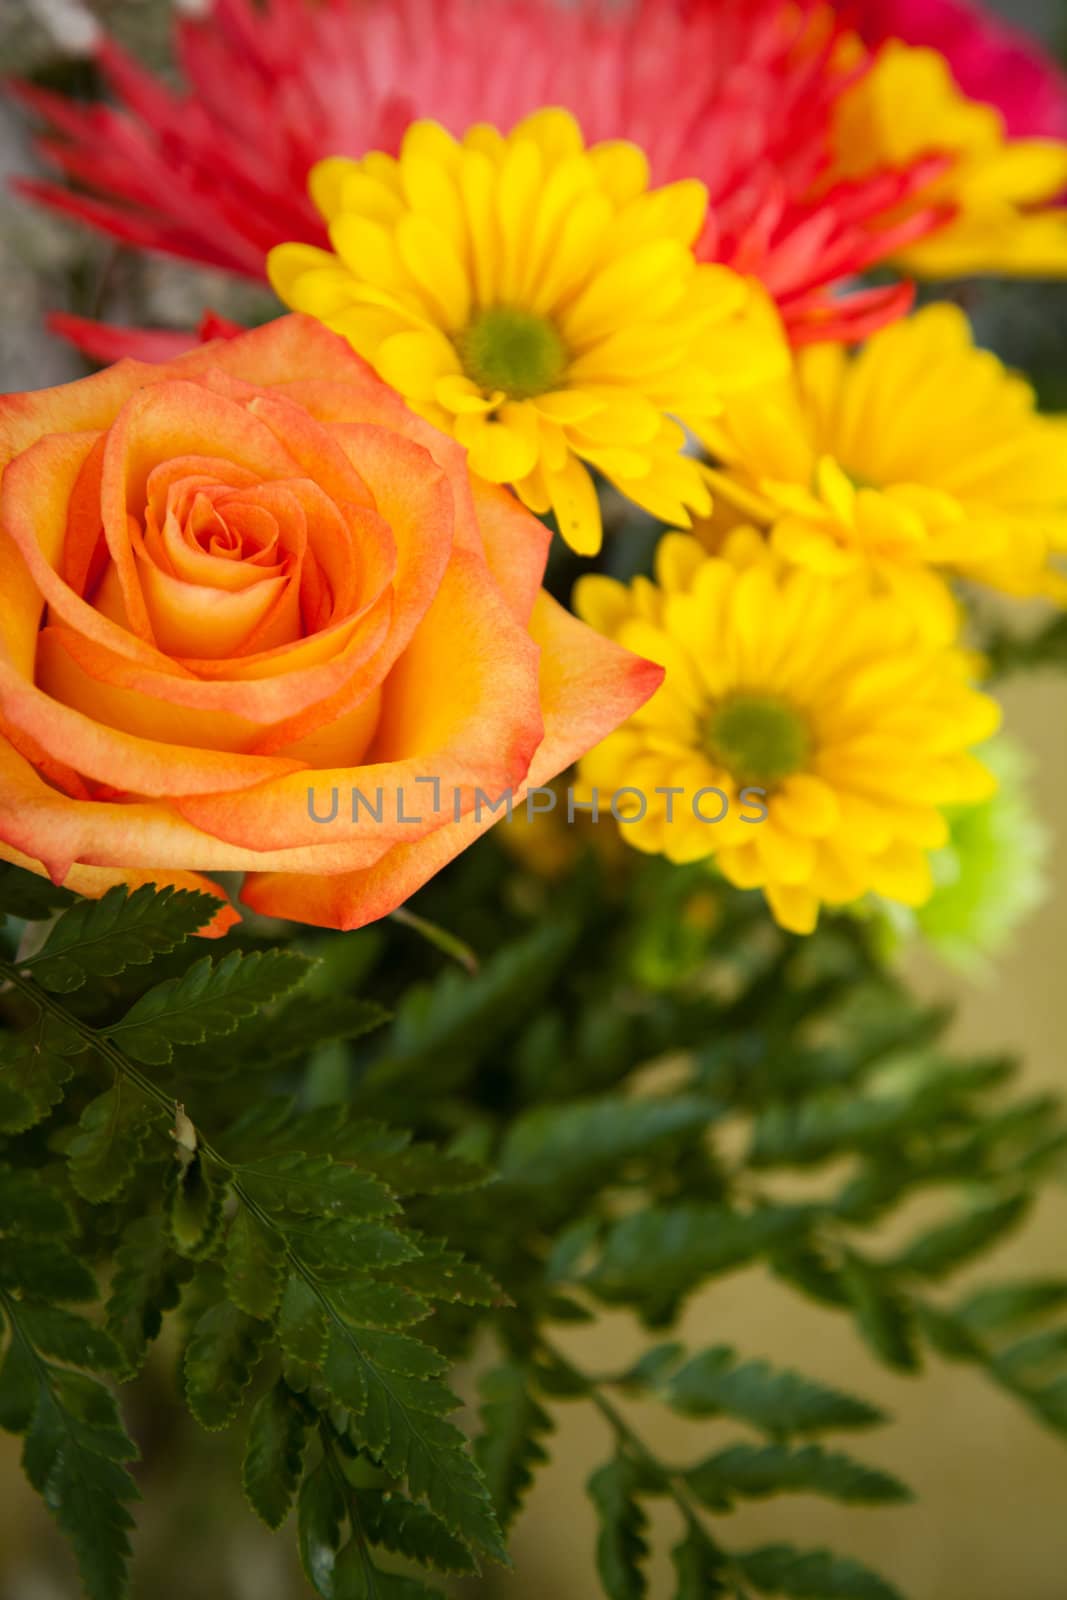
[241,591,664,928]
[0,841,240,937]
[471,479,551,626]
[0,649,304,796]
[175,545,544,848]
[0,733,395,879]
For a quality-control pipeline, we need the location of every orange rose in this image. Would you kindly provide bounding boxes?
[0,316,661,932]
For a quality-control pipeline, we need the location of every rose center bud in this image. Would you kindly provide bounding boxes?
[705,692,812,789]
[89,470,313,661]
[457,307,568,400]
[187,495,281,566]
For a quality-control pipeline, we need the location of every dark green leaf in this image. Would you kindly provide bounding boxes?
[279,1274,330,1366]
[0,1238,98,1302]
[685,1443,911,1509]
[0,1163,74,1236]
[330,1278,429,1329]
[167,1152,228,1259]
[184,1301,269,1430]
[913,1304,986,1363]
[389,1239,502,1308]
[233,1151,397,1221]
[322,1324,370,1413]
[21,1365,139,1600]
[671,1526,728,1599]
[0,1011,87,1133]
[475,1362,553,1529]
[735,1544,904,1600]
[105,1216,193,1377]
[109,949,311,1065]
[67,1080,161,1204]
[243,1381,311,1530]
[16,1305,125,1373]
[770,1243,848,1310]
[225,1206,287,1320]
[332,1543,445,1600]
[327,1325,506,1563]
[588,1205,810,1321]
[0,1335,37,1433]
[298,1456,346,1597]
[750,1062,1011,1169]
[0,862,75,920]
[839,1255,918,1373]
[545,1217,601,1284]
[180,994,389,1079]
[619,1343,686,1392]
[956,1279,1067,1334]
[337,1138,484,1198]
[26,883,221,993]
[665,1348,885,1435]
[350,1326,449,1379]
[1023,1376,1067,1436]
[377,922,576,1086]
[895,1195,1030,1280]
[589,1456,649,1600]
[499,1094,720,1188]
[545,1292,594,1323]
[994,1327,1067,1384]
[356,1487,478,1574]
[0,1079,33,1131]
[292,1220,422,1276]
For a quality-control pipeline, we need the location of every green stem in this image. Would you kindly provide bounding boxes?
[0,1290,124,1473]
[320,1425,381,1598]
[0,960,182,1123]
[390,907,479,975]
[538,1336,722,1550]
[0,959,255,1191]
[559,1343,752,1597]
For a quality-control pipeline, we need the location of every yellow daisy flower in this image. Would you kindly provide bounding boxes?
[267,108,784,555]
[574,529,1000,936]
[831,41,1067,278]
[698,303,1067,639]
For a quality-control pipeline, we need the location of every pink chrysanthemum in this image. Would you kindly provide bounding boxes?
[856,0,1067,140]
[12,0,939,348]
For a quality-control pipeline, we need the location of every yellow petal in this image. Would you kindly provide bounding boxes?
[458,146,500,305]
[436,374,502,415]
[561,240,690,347]
[376,329,462,400]
[572,574,631,638]
[510,108,585,164]
[866,842,935,907]
[267,243,344,306]
[308,156,364,221]
[773,774,840,838]
[605,180,709,253]
[586,141,651,206]
[460,416,540,483]
[395,214,472,331]
[545,454,603,556]
[765,883,820,934]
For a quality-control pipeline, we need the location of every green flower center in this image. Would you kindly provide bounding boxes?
[457,307,568,401]
[839,462,879,493]
[705,693,812,789]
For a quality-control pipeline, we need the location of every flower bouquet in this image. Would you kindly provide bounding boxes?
[1,2,1067,1596]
